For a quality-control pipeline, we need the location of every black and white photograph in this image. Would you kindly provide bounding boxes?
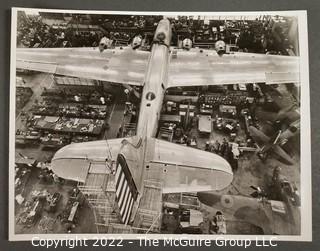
[9,8,311,241]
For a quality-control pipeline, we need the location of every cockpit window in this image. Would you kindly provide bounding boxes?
[146,92,156,101]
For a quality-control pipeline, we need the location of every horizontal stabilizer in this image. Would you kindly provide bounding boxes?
[51,138,124,183]
[144,138,233,193]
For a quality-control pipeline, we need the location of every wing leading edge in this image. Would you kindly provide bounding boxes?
[51,138,124,183]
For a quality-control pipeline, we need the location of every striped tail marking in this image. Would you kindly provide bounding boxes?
[115,154,138,225]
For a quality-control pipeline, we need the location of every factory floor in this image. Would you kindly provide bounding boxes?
[13,73,301,235]
[15,168,96,234]
[157,88,300,234]
[14,73,127,234]
[189,91,301,235]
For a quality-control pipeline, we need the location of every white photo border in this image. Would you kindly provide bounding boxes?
[9,7,312,242]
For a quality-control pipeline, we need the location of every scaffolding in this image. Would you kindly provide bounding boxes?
[77,160,122,233]
[77,157,164,234]
[132,179,163,233]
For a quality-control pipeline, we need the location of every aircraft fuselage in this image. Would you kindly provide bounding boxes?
[136,19,172,138]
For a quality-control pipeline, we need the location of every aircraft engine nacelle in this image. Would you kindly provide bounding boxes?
[182,38,192,50]
[215,40,226,56]
[131,35,142,49]
[99,36,112,52]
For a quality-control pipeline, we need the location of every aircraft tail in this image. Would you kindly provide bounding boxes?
[114,136,146,224]
[114,153,139,224]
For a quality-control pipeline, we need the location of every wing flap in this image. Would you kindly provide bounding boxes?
[16,47,149,86]
[168,49,300,88]
[265,72,300,85]
[17,59,57,73]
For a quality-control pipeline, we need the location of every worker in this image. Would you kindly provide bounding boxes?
[214,140,221,153]
[205,141,210,151]
[180,134,188,144]
[105,158,115,174]
[52,173,60,183]
[210,211,226,234]
[190,137,197,147]
[117,126,123,138]
[272,166,282,182]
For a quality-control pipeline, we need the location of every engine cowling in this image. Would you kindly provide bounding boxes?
[131,35,142,49]
[99,36,112,52]
[182,38,192,50]
[215,40,226,56]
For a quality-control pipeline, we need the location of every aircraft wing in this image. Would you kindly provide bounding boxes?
[16,47,150,86]
[168,49,299,88]
[197,192,300,235]
[272,145,295,165]
[248,126,271,148]
[145,138,233,193]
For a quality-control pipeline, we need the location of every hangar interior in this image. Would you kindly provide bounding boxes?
[14,11,301,235]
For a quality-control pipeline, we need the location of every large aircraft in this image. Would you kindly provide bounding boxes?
[197,191,300,235]
[15,19,300,225]
[248,102,300,165]
[274,103,300,124]
[248,125,297,165]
